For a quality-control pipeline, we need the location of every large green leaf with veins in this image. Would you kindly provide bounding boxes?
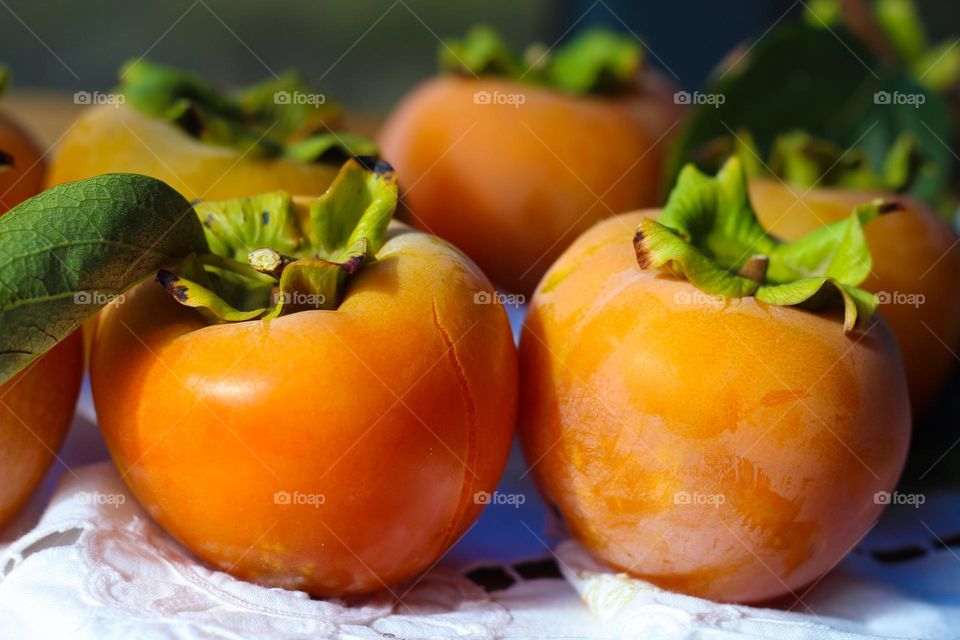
[0,174,207,383]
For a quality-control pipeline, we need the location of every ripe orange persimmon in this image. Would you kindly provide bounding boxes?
[0,333,83,529]
[0,95,45,214]
[748,179,960,414]
[520,162,910,603]
[48,60,375,200]
[379,27,679,295]
[48,104,341,201]
[90,161,517,595]
[0,81,81,528]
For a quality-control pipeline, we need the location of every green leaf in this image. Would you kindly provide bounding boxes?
[439,25,641,96]
[635,158,887,332]
[667,22,951,211]
[440,25,526,78]
[803,0,842,27]
[306,157,397,258]
[158,157,398,320]
[0,174,208,383]
[701,129,930,195]
[0,65,8,97]
[197,191,303,262]
[543,28,642,95]
[273,239,372,316]
[118,59,375,163]
[913,39,960,92]
[874,0,928,62]
[805,0,960,92]
[234,70,343,141]
[157,255,267,324]
[120,59,232,116]
[284,132,379,164]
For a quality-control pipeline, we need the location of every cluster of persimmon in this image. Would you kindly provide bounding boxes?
[0,23,954,607]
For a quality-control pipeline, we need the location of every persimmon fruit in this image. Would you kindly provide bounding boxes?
[0,331,82,530]
[89,160,517,596]
[0,107,44,215]
[379,27,680,295]
[48,60,375,200]
[48,104,342,201]
[0,93,82,529]
[519,163,911,603]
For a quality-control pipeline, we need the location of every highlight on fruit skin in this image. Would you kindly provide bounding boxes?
[518,159,911,603]
[47,59,377,201]
[379,26,684,295]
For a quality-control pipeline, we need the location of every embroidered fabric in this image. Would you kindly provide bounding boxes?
[1,306,958,639]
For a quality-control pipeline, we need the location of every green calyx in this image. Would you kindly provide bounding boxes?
[806,0,960,91]
[873,0,960,90]
[635,157,894,333]
[157,157,397,323]
[440,25,642,96]
[118,59,377,162]
[0,158,394,385]
[697,130,929,194]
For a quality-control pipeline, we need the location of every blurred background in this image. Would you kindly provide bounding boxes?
[1,0,955,122]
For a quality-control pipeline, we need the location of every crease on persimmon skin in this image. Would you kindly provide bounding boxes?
[430,297,480,554]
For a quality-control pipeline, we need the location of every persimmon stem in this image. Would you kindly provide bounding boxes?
[195,252,274,283]
[249,247,293,279]
[739,255,769,283]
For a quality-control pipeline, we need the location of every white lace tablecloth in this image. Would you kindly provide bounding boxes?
[1,306,959,639]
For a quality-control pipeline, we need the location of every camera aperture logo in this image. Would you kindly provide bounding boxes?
[674,91,725,108]
[74,291,125,305]
[874,90,925,108]
[76,491,126,508]
[474,290,525,308]
[673,290,725,305]
[474,490,525,508]
[874,291,925,308]
[273,90,326,106]
[273,291,327,308]
[674,491,725,506]
[273,490,326,508]
[473,90,526,108]
[874,491,924,508]
[74,91,125,107]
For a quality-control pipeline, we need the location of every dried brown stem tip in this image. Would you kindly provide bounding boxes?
[633,230,652,269]
[738,255,769,283]
[248,247,292,278]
